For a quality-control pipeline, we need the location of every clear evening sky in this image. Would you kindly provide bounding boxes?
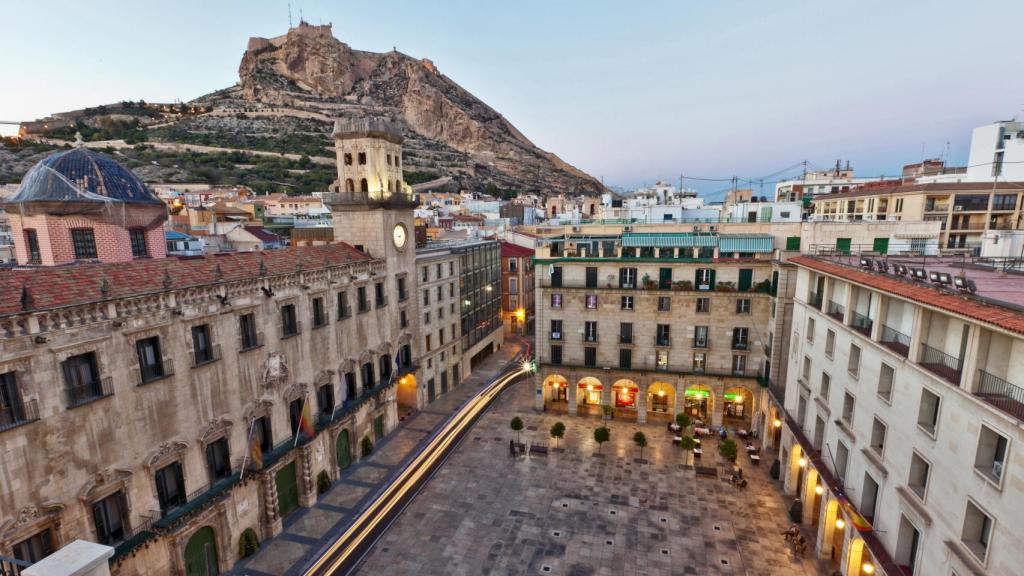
[2,0,1022,195]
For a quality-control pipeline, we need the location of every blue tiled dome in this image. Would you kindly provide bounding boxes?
[11,147,162,205]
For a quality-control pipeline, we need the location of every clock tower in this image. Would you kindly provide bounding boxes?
[326,117,419,404]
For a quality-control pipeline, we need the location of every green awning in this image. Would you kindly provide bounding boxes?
[719,235,774,253]
[622,233,718,248]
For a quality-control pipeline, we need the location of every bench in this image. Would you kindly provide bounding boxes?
[695,466,717,478]
[529,443,549,456]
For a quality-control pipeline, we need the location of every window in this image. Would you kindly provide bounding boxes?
[619,322,633,344]
[357,286,370,312]
[422,289,430,306]
[312,297,328,327]
[695,297,710,313]
[656,324,671,346]
[436,263,442,278]
[551,266,562,287]
[870,417,886,455]
[280,304,299,337]
[619,348,632,369]
[732,327,748,350]
[732,354,746,376]
[835,440,850,481]
[695,268,714,290]
[155,462,186,512]
[206,437,231,481]
[424,311,431,325]
[439,327,446,345]
[375,282,387,307]
[694,326,708,348]
[362,361,376,389]
[357,152,366,165]
[397,277,407,301]
[1,371,29,429]
[962,500,994,563]
[584,347,597,367]
[62,351,103,407]
[509,258,518,273]
[584,321,598,342]
[550,294,562,308]
[618,267,636,288]
[877,363,894,402]
[239,313,260,350]
[11,529,54,564]
[509,278,519,295]
[71,228,97,259]
[908,451,930,500]
[657,296,671,312]
[344,371,357,399]
[842,392,855,424]
[861,473,880,523]
[785,236,801,251]
[550,345,562,365]
[974,424,1009,484]
[344,153,353,165]
[129,228,148,257]
[820,372,831,400]
[693,353,706,373]
[318,382,335,417]
[895,515,921,573]
[449,261,454,275]
[585,294,598,309]
[801,356,811,382]
[254,416,272,454]
[337,292,351,319]
[23,229,41,263]
[585,267,597,288]
[825,329,835,358]
[806,317,815,342]
[421,266,428,282]
[136,336,164,383]
[917,388,941,435]
[656,350,668,370]
[848,343,861,378]
[620,296,634,310]
[379,354,393,384]
[550,320,563,340]
[425,334,432,352]
[92,492,128,545]
[736,299,751,314]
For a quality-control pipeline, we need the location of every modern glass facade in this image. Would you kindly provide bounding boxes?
[455,241,502,351]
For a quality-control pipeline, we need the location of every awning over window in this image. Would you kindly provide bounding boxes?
[621,233,717,248]
[718,234,774,253]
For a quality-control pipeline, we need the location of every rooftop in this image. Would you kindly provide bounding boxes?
[790,254,1024,335]
[500,241,534,258]
[1,244,370,317]
[811,180,1024,201]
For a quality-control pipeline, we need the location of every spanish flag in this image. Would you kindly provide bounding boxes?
[249,431,264,470]
[299,397,316,440]
[838,496,873,532]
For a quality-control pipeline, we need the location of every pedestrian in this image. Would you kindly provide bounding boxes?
[509,439,515,457]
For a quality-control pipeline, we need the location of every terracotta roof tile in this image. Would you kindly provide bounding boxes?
[500,241,534,258]
[0,244,371,316]
[790,256,1024,335]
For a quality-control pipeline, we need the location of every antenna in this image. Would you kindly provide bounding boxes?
[288,1,292,27]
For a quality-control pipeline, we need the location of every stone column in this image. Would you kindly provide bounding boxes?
[299,445,317,508]
[711,381,724,427]
[261,472,283,538]
[908,305,926,363]
[958,324,983,392]
[636,383,648,424]
[534,371,545,411]
[567,379,578,416]
[672,381,682,417]
[23,541,113,576]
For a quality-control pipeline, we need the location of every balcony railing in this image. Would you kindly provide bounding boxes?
[65,376,114,409]
[880,325,910,357]
[919,343,963,386]
[850,311,873,337]
[976,370,1024,421]
[656,337,671,347]
[583,333,598,343]
[827,301,845,322]
[0,398,40,433]
[550,332,562,341]
[619,334,633,344]
[808,291,823,310]
[732,340,749,351]
[0,555,31,575]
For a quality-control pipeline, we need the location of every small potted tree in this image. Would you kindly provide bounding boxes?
[593,426,610,456]
[510,416,524,444]
[675,412,691,431]
[719,438,738,462]
[633,431,648,463]
[550,421,566,451]
[679,435,696,466]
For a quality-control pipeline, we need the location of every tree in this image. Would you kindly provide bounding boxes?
[633,431,648,460]
[675,412,691,430]
[510,416,524,443]
[719,438,738,462]
[550,421,566,449]
[678,435,696,465]
[593,426,610,454]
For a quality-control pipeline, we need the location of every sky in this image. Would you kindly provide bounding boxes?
[2,0,1023,196]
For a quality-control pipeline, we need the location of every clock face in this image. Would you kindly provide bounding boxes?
[392,223,408,248]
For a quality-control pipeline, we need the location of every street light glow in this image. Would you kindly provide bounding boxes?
[798,457,807,467]
[862,563,875,574]
[773,419,782,428]
[835,518,846,529]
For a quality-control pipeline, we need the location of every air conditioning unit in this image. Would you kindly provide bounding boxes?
[709,225,718,232]
[624,226,633,232]
[693,225,702,232]
[953,206,963,212]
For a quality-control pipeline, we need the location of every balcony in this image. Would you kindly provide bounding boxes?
[0,398,40,433]
[0,556,30,575]
[919,343,963,386]
[582,333,598,343]
[191,344,223,367]
[358,300,371,313]
[731,340,749,351]
[880,325,910,357]
[850,311,873,338]
[656,337,671,347]
[808,291,823,311]
[619,334,633,344]
[65,376,114,409]
[826,301,845,322]
[550,332,562,341]
[976,370,1024,421]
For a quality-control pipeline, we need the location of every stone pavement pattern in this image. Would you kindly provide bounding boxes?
[355,378,830,576]
[229,343,524,576]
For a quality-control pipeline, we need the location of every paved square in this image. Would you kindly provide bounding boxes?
[356,379,829,575]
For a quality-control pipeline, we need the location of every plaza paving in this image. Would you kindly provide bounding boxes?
[355,378,830,576]
[229,343,525,576]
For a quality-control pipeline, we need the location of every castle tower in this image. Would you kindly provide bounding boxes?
[331,118,410,204]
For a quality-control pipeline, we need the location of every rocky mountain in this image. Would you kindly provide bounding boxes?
[228,22,603,195]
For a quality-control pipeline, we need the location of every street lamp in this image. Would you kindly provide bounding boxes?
[835,518,846,529]
[773,418,782,428]
[798,457,808,468]
[862,562,875,574]
[814,485,824,495]
[522,360,532,373]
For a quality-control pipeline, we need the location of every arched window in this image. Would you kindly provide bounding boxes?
[387,180,393,192]
[345,179,354,193]
[386,154,392,166]
[358,152,366,165]
[360,179,368,193]
[395,180,402,193]
[395,155,400,168]
[343,153,352,166]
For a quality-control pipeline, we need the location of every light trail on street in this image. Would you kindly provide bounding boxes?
[301,357,530,576]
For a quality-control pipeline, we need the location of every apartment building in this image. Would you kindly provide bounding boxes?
[501,241,535,336]
[414,245,463,406]
[811,182,1024,250]
[775,253,1024,576]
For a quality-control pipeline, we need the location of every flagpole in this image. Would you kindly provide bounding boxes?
[294,396,307,448]
[240,417,255,482]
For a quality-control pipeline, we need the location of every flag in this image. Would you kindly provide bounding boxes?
[249,429,264,471]
[299,397,315,439]
[393,351,402,382]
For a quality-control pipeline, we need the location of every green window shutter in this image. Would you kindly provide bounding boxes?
[872,237,889,254]
[836,238,852,254]
[709,269,716,290]
[738,269,753,291]
[785,236,801,251]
